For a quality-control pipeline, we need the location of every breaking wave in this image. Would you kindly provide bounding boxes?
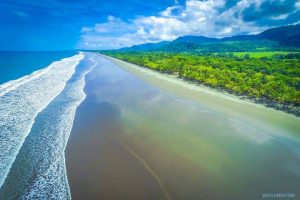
[0,53,84,190]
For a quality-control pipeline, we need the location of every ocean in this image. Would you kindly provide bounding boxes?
[0,51,76,85]
[0,51,94,199]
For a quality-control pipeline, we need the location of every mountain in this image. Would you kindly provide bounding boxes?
[173,36,219,43]
[120,41,170,51]
[117,24,300,52]
[256,24,300,46]
[221,35,256,41]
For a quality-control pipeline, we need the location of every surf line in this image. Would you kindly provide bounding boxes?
[64,56,98,199]
[120,140,171,200]
[0,53,85,190]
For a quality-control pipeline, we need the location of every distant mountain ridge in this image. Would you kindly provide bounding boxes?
[119,24,300,52]
[173,36,219,43]
[256,24,300,46]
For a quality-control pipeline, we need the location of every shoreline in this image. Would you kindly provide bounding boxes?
[65,54,168,199]
[102,54,300,117]
[65,53,300,200]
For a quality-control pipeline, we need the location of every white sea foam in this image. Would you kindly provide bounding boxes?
[20,56,97,200]
[0,66,50,97]
[0,55,97,199]
[0,53,84,189]
[0,56,81,97]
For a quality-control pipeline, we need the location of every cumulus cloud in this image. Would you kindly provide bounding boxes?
[78,0,300,50]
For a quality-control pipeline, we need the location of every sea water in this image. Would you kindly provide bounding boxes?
[0,52,94,199]
[0,51,76,85]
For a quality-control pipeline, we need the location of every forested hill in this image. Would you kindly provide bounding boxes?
[120,24,300,53]
[257,24,300,47]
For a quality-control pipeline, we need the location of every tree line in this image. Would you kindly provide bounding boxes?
[102,52,300,107]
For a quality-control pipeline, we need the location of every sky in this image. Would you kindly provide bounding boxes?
[0,0,299,50]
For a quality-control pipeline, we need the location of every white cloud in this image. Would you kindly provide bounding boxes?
[160,5,180,17]
[271,14,289,20]
[77,0,294,50]
[296,1,300,9]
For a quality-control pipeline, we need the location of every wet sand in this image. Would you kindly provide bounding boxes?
[66,53,300,200]
[65,55,166,200]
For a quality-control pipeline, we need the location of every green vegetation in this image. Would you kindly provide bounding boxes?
[190,40,297,53]
[103,52,300,113]
[229,51,300,58]
[125,40,300,53]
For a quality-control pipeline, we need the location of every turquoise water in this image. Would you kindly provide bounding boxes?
[0,51,76,84]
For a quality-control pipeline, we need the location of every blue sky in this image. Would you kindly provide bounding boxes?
[0,0,299,50]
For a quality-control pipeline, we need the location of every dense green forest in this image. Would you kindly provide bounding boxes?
[149,40,298,53]
[102,52,300,113]
[121,39,299,53]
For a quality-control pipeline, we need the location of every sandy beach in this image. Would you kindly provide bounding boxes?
[104,54,300,136]
[66,53,300,200]
[65,54,167,200]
